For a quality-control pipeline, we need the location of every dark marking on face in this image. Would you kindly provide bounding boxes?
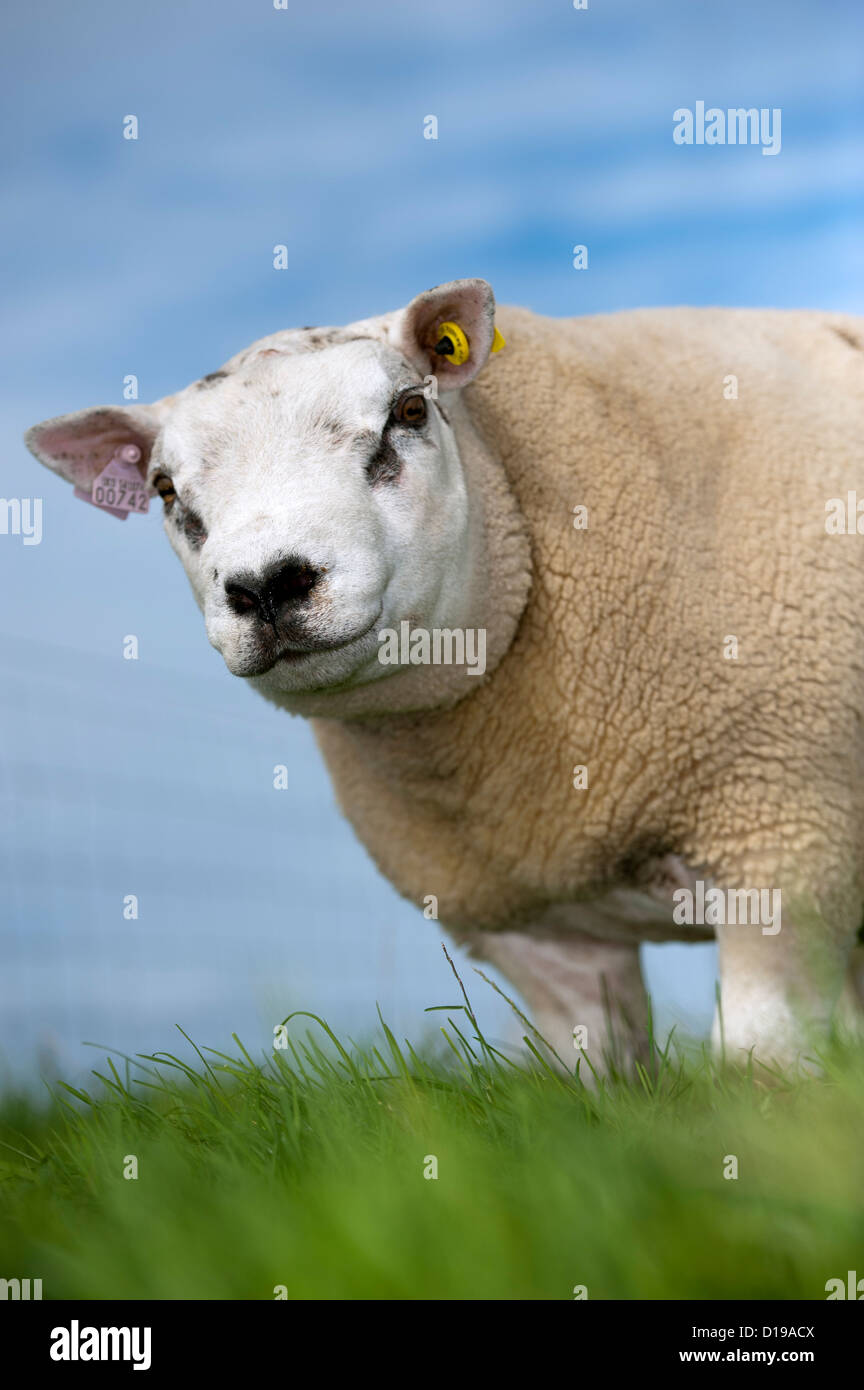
[160,481,207,549]
[307,415,378,456]
[176,502,207,549]
[366,435,402,486]
[195,371,230,389]
[313,416,357,449]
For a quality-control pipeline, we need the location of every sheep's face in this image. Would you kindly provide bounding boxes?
[25,279,500,711]
[152,335,473,700]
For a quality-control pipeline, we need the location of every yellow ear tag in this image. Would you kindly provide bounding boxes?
[491,326,506,353]
[435,320,471,366]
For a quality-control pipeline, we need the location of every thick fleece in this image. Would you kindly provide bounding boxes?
[313,304,864,1063]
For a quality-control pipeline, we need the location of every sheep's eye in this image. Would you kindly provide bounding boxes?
[391,393,427,427]
[154,474,176,505]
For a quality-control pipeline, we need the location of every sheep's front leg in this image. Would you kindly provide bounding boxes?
[459,928,649,1076]
[714,903,852,1072]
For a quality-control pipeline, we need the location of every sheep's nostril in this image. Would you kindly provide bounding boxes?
[224,581,260,617]
[266,560,321,609]
[223,559,322,623]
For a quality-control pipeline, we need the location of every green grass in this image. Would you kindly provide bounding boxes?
[1,966,863,1300]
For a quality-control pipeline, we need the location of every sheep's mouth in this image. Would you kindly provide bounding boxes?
[248,611,382,677]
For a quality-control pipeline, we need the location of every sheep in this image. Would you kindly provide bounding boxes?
[25,278,864,1074]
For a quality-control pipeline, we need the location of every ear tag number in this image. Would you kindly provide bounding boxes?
[74,444,150,520]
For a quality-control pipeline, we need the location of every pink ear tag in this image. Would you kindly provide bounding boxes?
[74,444,150,520]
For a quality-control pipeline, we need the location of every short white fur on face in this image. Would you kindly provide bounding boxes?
[156,335,475,701]
[24,279,501,715]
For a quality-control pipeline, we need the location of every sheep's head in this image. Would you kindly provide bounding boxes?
[25,280,503,714]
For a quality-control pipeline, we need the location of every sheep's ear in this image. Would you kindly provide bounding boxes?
[389,278,499,389]
[24,403,165,493]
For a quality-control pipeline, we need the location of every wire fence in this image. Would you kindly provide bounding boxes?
[0,630,531,1088]
[0,630,715,1089]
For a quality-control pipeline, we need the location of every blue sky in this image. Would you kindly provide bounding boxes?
[1,0,862,1083]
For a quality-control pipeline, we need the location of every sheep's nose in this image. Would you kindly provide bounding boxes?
[224,557,322,621]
